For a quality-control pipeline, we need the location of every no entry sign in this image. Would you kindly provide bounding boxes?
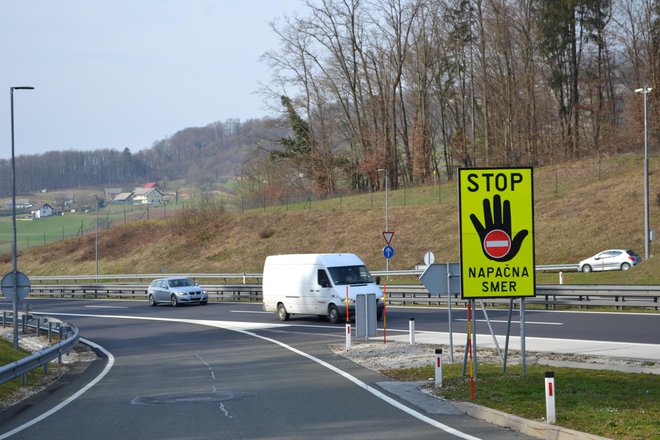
[484,229,511,259]
[458,168,535,299]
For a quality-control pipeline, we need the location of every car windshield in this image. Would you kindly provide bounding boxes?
[168,278,194,288]
[328,265,374,286]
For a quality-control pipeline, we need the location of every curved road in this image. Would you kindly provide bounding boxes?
[0,298,658,439]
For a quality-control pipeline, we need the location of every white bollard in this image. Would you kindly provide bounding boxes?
[434,348,443,388]
[345,323,351,350]
[409,318,415,345]
[545,371,556,424]
[559,271,564,285]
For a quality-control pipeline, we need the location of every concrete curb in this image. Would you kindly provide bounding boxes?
[453,401,611,440]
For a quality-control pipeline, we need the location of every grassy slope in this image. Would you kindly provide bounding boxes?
[0,154,658,283]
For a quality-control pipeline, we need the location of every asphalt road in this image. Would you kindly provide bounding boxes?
[0,298,658,439]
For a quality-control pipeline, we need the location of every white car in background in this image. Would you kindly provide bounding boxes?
[578,249,641,272]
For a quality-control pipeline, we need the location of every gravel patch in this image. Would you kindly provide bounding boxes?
[329,340,660,375]
[0,327,97,412]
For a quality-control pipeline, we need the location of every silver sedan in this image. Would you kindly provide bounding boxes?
[147,277,208,306]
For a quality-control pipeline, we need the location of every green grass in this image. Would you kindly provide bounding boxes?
[0,212,97,254]
[387,362,659,440]
[0,337,44,401]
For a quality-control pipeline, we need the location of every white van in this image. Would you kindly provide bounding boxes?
[262,253,384,323]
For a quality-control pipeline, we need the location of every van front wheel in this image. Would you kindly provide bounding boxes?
[328,305,340,324]
[277,303,290,321]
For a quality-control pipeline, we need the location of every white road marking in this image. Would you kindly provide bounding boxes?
[85,305,129,309]
[17,311,659,438]
[22,312,482,439]
[0,338,115,440]
[456,319,562,326]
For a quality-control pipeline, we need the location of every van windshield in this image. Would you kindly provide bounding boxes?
[328,265,374,286]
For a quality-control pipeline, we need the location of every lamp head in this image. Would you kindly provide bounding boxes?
[634,86,652,94]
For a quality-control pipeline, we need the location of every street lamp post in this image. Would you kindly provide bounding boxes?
[9,86,34,349]
[93,194,99,278]
[635,85,652,260]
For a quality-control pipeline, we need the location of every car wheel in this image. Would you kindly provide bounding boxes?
[277,303,289,321]
[201,300,208,305]
[581,265,592,273]
[148,295,157,307]
[170,295,178,307]
[621,262,631,270]
[328,305,340,324]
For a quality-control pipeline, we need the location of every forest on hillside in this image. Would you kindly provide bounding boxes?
[259,0,660,196]
[1,0,659,210]
[0,118,289,198]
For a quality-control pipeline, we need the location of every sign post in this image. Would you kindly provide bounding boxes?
[459,168,535,376]
[1,271,31,350]
[382,231,394,275]
[420,262,460,362]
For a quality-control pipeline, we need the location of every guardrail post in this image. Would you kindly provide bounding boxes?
[48,321,53,342]
[36,318,41,337]
[58,326,63,364]
[2,311,6,328]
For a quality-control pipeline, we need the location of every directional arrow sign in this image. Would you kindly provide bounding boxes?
[383,245,394,259]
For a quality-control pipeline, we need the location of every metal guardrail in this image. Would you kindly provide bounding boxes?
[29,283,262,302]
[383,285,659,309]
[29,273,264,283]
[22,282,660,309]
[0,315,79,385]
[25,264,578,285]
[535,264,579,272]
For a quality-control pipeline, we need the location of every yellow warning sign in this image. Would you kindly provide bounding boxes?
[459,168,535,299]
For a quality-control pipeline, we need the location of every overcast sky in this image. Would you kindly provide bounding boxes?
[1,0,302,159]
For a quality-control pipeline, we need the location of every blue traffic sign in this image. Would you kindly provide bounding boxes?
[383,245,394,259]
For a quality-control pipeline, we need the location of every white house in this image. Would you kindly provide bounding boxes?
[132,187,163,205]
[32,203,56,219]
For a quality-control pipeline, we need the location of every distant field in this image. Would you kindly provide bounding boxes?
[0,203,184,254]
